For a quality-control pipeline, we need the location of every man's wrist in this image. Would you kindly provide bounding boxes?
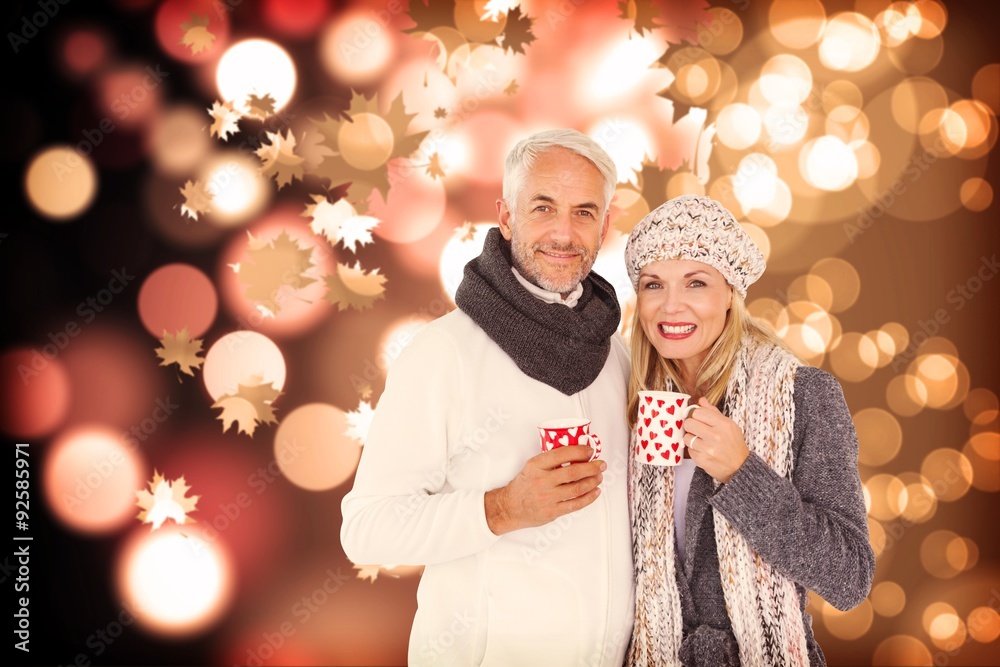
[485,487,512,536]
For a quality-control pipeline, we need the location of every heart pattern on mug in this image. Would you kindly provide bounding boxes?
[539,421,601,459]
[635,391,695,467]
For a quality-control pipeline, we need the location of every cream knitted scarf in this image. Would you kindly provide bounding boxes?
[626,335,808,667]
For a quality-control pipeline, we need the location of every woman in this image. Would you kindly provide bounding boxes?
[622,195,874,666]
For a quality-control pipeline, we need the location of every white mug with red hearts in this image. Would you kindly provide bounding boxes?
[634,391,700,466]
[538,418,602,461]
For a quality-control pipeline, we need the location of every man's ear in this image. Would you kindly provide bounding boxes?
[497,199,514,240]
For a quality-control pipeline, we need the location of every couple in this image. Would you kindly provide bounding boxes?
[341,130,874,667]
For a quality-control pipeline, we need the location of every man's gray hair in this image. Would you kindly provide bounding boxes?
[502,129,618,217]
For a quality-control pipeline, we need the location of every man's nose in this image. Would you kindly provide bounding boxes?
[548,210,573,242]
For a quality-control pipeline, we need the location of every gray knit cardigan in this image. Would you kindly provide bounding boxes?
[668,366,875,666]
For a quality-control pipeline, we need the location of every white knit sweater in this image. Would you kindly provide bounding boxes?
[341,308,635,666]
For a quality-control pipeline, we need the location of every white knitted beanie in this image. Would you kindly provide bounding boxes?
[625,194,765,298]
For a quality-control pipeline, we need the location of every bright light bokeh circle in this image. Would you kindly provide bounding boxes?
[118,525,233,635]
[199,152,270,225]
[202,331,286,401]
[320,11,396,86]
[24,146,98,221]
[438,222,493,301]
[216,39,296,114]
[43,426,145,534]
[802,136,858,191]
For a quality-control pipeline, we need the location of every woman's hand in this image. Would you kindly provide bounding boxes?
[684,397,750,483]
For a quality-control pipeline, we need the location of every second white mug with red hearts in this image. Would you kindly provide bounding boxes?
[634,391,700,466]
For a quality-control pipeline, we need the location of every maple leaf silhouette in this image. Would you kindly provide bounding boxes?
[620,0,659,36]
[498,7,534,54]
[323,261,387,311]
[433,106,448,119]
[302,194,379,253]
[298,126,335,170]
[236,230,318,312]
[356,381,373,401]
[178,179,212,220]
[136,471,200,530]
[212,377,282,437]
[155,328,205,377]
[256,129,305,189]
[404,0,454,33]
[208,100,242,141]
[246,93,276,120]
[455,221,477,242]
[354,563,382,583]
[504,79,519,95]
[212,396,259,436]
[180,13,216,54]
[345,400,375,445]
[306,92,428,200]
[425,152,446,179]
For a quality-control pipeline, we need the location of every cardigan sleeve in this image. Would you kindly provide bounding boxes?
[707,366,875,611]
[340,325,501,566]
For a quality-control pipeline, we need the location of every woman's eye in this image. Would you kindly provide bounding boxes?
[689,280,706,288]
[641,281,661,290]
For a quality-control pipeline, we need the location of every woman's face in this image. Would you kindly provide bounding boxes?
[636,259,733,377]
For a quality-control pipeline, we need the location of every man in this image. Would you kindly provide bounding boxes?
[341,129,634,666]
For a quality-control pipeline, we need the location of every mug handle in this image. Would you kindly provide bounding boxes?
[679,404,700,420]
[589,433,602,461]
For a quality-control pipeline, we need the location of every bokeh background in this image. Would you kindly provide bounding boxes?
[2,0,997,665]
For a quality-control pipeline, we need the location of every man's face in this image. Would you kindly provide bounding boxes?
[497,148,611,296]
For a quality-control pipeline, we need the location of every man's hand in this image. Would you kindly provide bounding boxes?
[484,446,606,535]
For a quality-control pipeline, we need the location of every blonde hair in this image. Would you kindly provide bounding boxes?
[626,289,797,429]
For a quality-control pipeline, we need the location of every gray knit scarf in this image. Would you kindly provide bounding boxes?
[454,227,621,396]
[627,335,809,667]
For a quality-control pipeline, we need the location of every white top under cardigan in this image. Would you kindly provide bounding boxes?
[341,281,634,667]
